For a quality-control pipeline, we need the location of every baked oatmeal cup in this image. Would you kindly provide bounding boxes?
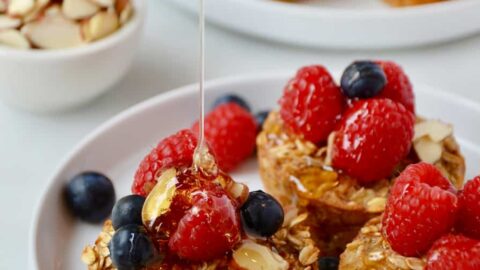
[257,62,465,255]
[257,111,464,254]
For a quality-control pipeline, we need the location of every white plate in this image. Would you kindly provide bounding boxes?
[167,0,480,49]
[31,72,480,269]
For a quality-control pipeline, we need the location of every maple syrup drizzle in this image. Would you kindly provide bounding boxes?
[193,0,217,175]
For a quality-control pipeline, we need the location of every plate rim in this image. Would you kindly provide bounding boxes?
[219,0,479,17]
[167,0,480,49]
[29,71,480,269]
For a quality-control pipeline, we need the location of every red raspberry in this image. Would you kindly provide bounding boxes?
[132,129,197,196]
[169,187,242,261]
[332,99,414,183]
[192,103,257,172]
[382,163,459,257]
[457,177,480,239]
[376,61,415,113]
[279,65,344,143]
[426,234,480,270]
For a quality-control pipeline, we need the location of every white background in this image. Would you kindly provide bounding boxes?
[1,0,480,268]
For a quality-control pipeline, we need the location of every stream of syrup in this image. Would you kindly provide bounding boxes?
[193,0,217,175]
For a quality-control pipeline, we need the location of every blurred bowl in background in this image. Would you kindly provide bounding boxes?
[168,0,480,50]
[0,0,146,113]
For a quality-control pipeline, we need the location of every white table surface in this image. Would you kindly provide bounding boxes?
[1,0,480,268]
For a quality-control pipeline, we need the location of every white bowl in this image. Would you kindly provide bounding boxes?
[0,0,146,113]
[31,72,480,269]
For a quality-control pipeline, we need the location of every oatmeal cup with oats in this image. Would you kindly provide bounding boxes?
[71,101,324,270]
[257,61,465,255]
[339,161,480,270]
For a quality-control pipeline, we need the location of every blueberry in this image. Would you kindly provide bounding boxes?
[255,110,270,133]
[240,190,284,237]
[318,257,339,270]
[340,61,386,99]
[212,94,251,112]
[112,195,146,230]
[64,172,115,223]
[110,225,158,270]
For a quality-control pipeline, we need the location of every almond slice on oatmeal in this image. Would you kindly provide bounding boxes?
[232,240,289,270]
[414,120,453,143]
[22,6,84,49]
[141,168,177,229]
[62,0,99,20]
[414,137,443,164]
[81,10,118,42]
[0,29,30,48]
[8,0,35,17]
[0,15,22,29]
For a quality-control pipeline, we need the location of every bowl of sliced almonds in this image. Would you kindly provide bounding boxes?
[0,0,145,112]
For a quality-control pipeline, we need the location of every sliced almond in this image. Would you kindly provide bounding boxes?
[414,120,453,143]
[414,137,443,164]
[22,9,84,49]
[0,15,21,29]
[142,168,178,229]
[226,181,249,205]
[325,131,335,166]
[0,29,30,49]
[62,0,99,20]
[43,4,62,16]
[89,0,115,7]
[81,10,118,42]
[232,240,289,270]
[8,0,35,17]
[23,0,50,23]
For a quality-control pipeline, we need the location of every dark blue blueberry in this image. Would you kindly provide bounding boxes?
[240,190,284,237]
[112,195,146,230]
[109,225,158,270]
[318,256,339,270]
[64,172,115,223]
[212,94,251,112]
[255,110,270,133]
[340,61,386,99]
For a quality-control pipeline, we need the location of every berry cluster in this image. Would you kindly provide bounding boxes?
[66,165,284,269]
[382,163,480,270]
[64,91,284,268]
[132,94,268,196]
[279,61,415,182]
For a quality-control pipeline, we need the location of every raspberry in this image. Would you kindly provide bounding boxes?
[279,65,344,143]
[169,186,242,261]
[376,61,415,113]
[382,163,459,256]
[132,129,197,196]
[192,103,257,172]
[457,177,480,239]
[426,234,480,270]
[332,99,414,183]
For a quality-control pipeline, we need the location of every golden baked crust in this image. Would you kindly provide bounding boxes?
[257,111,465,255]
[339,216,425,270]
[82,206,321,270]
[384,0,445,7]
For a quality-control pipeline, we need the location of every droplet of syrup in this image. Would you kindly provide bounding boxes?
[192,0,218,176]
